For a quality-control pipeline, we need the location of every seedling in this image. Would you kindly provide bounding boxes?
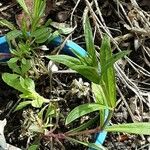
[46,15,150,149]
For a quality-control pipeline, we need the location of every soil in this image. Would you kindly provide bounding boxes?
[0,0,150,150]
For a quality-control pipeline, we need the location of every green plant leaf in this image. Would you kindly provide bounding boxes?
[16,0,30,14]
[46,55,81,66]
[65,103,111,125]
[32,0,46,18]
[7,58,22,74]
[0,19,16,30]
[66,115,99,134]
[31,0,46,31]
[46,31,60,43]
[2,73,27,93]
[105,123,150,135]
[19,77,35,91]
[45,103,56,118]
[31,99,43,108]
[66,137,106,150]
[31,94,48,108]
[28,144,39,150]
[46,55,100,83]
[35,31,51,44]
[50,22,74,35]
[92,83,108,127]
[101,50,131,74]
[83,15,97,67]
[6,30,22,42]
[31,27,52,43]
[15,101,32,111]
[58,27,74,35]
[100,35,116,108]
[92,83,106,104]
[21,59,32,74]
[73,65,100,84]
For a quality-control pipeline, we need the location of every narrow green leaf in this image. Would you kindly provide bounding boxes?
[92,83,106,104]
[66,115,99,134]
[0,19,16,30]
[15,101,32,111]
[59,27,74,35]
[72,65,100,84]
[105,123,150,135]
[100,35,116,108]
[6,30,22,42]
[32,0,45,18]
[92,83,108,127]
[46,55,81,66]
[101,50,131,74]
[83,15,97,67]
[45,31,60,44]
[46,55,100,83]
[31,27,51,38]
[66,137,106,150]
[16,0,30,14]
[65,103,111,125]
[35,31,51,44]
[31,0,46,31]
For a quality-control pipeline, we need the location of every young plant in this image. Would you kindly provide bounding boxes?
[0,0,58,108]
[46,15,150,149]
[0,0,60,148]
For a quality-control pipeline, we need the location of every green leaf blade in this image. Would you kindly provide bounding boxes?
[16,0,30,14]
[15,101,32,111]
[0,19,16,30]
[102,50,131,74]
[72,65,100,84]
[83,15,97,67]
[66,137,107,150]
[105,123,150,135]
[46,55,100,83]
[2,73,26,93]
[6,30,22,42]
[46,55,81,67]
[100,35,116,108]
[65,103,111,125]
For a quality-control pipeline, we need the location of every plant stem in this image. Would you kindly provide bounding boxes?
[44,126,102,140]
[65,126,101,136]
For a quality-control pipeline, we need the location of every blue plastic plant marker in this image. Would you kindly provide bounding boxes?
[0,36,11,62]
[65,40,87,57]
[89,110,109,150]
[95,110,109,144]
[0,36,9,53]
[48,37,87,57]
